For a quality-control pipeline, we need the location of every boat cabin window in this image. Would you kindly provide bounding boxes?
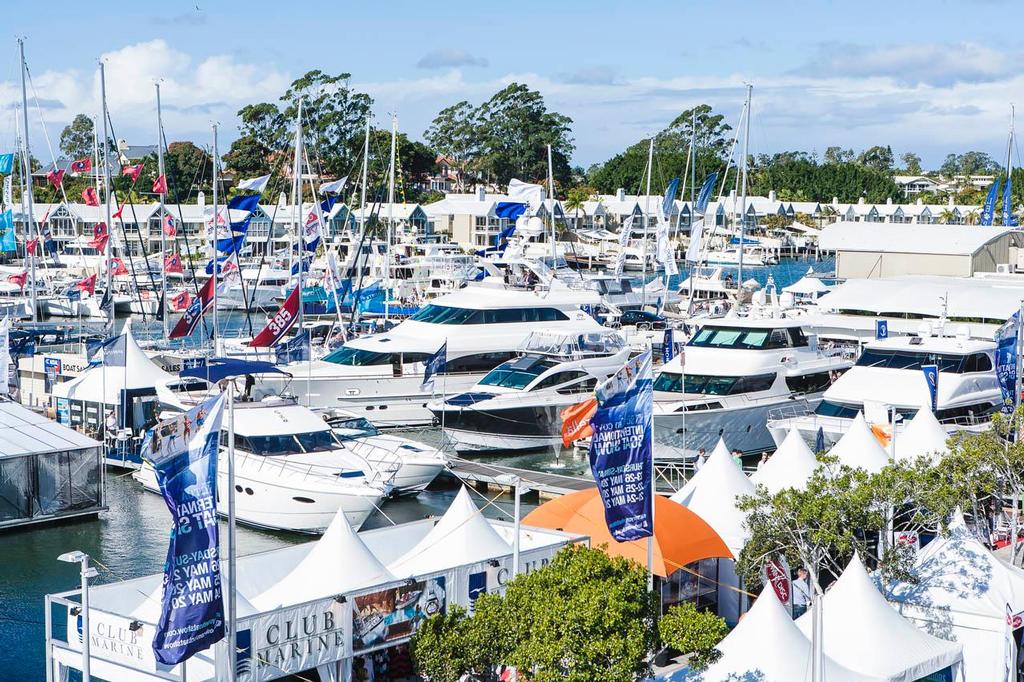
[331,417,380,440]
[479,357,556,390]
[532,370,589,392]
[444,352,517,373]
[689,326,797,350]
[855,349,989,373]
[784,371,836,395]
[230,430,342,455]
[322,347,432,367]
[653,372,776,395]
[814,400,920,422]
[935,402,998,425]
[409,304,569,324]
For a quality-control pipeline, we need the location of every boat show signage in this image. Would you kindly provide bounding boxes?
[921,364,939,413]
[147,395,227,665]
[235,597,350,681]
[587,350,654,542]
[996,311,1020,414]
[351,576,447,654]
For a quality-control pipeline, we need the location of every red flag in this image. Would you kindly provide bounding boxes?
[122,163,143,183]
[152,174,167,194]
[82,186,99,207]
[169,276,216,339]
[560,398,598,447]
[164,253,183,274]
[7,271,27,289]
[112,203,125,220]
[77,274,97,294]
[87,223,109,250]
[70,158,92,174]
[247,286,301,347]
[46,168,65,188]
[26,238,38,255]
[110,258,129,276]
[170,289,191,311]
[163,214,177,237]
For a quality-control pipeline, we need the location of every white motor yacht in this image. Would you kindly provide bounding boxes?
[766,328,1001,449]
[134,397,390,532]
[653,316,855,458]
[427,330,631,452]
[253,283,603,426]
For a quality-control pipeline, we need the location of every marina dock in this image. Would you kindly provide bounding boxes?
[444,457,595,499]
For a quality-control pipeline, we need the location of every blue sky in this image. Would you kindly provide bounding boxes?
[2,0,1022,171]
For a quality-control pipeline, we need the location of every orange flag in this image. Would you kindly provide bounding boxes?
[560,398,598,448]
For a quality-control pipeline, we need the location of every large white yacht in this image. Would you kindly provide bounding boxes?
[653,315,855,458]
[427,330,631,452]
[134,398,390,532]
[253,283,603,425]
[767,328,1001,448]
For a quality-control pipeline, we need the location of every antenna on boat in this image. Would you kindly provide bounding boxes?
[738,84,752,296]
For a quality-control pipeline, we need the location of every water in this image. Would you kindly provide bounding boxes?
[2,256,831,680]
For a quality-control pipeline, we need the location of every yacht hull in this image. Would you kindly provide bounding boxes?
[432,403,566,453]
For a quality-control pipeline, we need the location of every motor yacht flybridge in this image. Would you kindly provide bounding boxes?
[653,315,855,458]
[427,329,631,452]
[254,282,603,425]
[767,325,1001,449]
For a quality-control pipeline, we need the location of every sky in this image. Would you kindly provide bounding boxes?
[1,0,1022,172]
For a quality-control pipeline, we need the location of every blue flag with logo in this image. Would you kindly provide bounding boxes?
[422,341,447,389]
[275,330,311,364]
[148,394,227,665]
[981,179,1001,226]
[695,173,719,213]
[100,333,127,366]
[1004,174,1018,227]
[661,327,675,364]
[0,210,14,252]
[814,426,825,454]
[0,153,13,175]
[875,319,888,340]
[921,364,939,412]
[588,349,654,542]
[996,311,1020,414]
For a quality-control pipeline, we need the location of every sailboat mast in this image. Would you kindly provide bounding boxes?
[386,113,397,323]
[211,123,220,350]
[689,107,697,304]
[18,40,37,323]
[156,83,168,339]
[642,137,653,308]
[359,112,370,238]
[547,144,557,269]
[292,100,304,336]
[100,61,114,330]
[738,84,751,291]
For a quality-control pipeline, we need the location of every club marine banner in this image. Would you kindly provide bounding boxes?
[587,349,654,542]
[921,363,939,412]
[996,311,1020,414]
[147,395,227,665]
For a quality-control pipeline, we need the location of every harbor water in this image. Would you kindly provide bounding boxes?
[0,255,831,680]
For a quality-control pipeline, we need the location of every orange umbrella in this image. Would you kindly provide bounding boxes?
[523,487,732,578]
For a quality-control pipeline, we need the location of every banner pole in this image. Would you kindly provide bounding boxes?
[648,343,656,594]
[226,386,237,681]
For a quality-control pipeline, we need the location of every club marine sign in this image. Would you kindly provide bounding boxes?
[236,598,350,682]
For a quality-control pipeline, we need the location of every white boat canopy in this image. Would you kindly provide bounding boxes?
[797,554,963,681]
[894,406,950,463]
[783,275,831,297]
[827,412,890,473]
[749,426,818,494]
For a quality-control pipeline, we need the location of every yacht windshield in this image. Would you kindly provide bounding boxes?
[479,357,556,389]
[238,430,342,455]
[323,347,391,366]
[409,304,569,324]
[332,417,380,440]
[653,372,776,395]
[855,349,989,373]
[689,326,800,349]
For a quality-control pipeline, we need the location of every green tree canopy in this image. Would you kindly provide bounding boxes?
[748,154,900,203]
[899,152,923,175]
[425,100,479,191]
[856,145,894,172]
[59,114,95,160]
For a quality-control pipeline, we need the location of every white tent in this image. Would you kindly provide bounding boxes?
[783,274,831,298]
[750,426,819,494]
[884,513,1024,682]
[797,555,963,681]
[388,486,511,577]
[51,326,176,404]
[251,509,395,610]
[894,406,949,463]
[682,587,875,681]
[828,412,890,473]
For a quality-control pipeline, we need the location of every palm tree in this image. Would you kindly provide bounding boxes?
[563,186,595,233]
[964,210,980,226]
[937,209,956,225]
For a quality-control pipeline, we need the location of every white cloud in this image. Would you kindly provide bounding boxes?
[416,49,488,70]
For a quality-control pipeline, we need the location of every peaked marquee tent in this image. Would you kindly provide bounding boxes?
[828,412,891,473]
[894,405,950,463]
[750,426,819,494]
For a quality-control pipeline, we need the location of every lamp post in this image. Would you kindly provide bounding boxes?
[58,551,99,682]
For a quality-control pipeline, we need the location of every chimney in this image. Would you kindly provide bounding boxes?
[832,196,838,206]
[948,195,954,206]
[278,192,288,206]
[857,196,865,205]
[477,186,486,201]
[886,197,892,205]
[197,191,205,212]
[917,198,923,206]
[616,188,625,202]
[768,190,776,202]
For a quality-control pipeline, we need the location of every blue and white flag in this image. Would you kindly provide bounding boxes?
[995,311,1020,414]
[319,176,348,195]
[148,395,227,665]
[236,174,270,193]
[227,193,260,215]
[875,319,888,340]
[421,341,447,389]
[588,349,654,542]
[275,329,310,364]
[0,153,13,175]
[0,211,14,252]
[661,327,675,364]
[99,333,127,366]
[981,179,1001,226]
[695,173,719,214]
[1004,174,1018,227]
[921,364,939,412]
[814,426,825,454]
[659,178,680,224]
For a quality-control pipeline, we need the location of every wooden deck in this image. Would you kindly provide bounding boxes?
[444,457,594,500]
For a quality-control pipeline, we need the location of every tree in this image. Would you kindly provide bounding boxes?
[410,605,477,682]
[59,114,94,160]
[940,151,1000,178]
[425,101,480,191]
[900,152,923,175]
[410,545,659,682]
[164,141,212,204]
[748,155,900,203]
[856,145,894,172]
[658,602,727,671]
[563,185,596,232]
[823,146,854,164]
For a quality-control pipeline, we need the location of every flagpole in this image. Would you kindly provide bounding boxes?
[547,144,557,270]
[18,39,37,323]
[642,139,653,309]
[385,114,397,324]
[211,123,219,354]
[738,84,752,292]
[359,112,370,239]
[226,386,237,682]
[156,82,168,340]
[99,60,114,332]
[291,99,304,348]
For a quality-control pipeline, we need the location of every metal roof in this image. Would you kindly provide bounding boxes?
[0,399,100,459]
[821,221,1018,256]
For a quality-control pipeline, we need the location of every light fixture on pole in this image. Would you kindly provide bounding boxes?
[496,474,530,579]
[58,550,99,682]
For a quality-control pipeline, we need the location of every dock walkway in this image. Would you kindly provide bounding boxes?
[445,457,593,499]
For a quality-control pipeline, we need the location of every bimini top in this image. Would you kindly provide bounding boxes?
[820,222,1018,256]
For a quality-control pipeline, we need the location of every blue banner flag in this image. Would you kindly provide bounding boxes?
[875,319,888,340]
[814,426,825,454]
[0,209,11,229]
[275,329,310,364]
[921,364,939,412]
[661,327,675,364]
[0,153,13,175]
[996,312,1020,414]
[1004,174,1018,227]
[695,173,719,213]
[148,395,227,665]
[981,179,1001,226]
[226,193,260,214]
[100,334,127,367]
[422,341,447,389]
[661,177,680,220]
[588,349,654,542]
